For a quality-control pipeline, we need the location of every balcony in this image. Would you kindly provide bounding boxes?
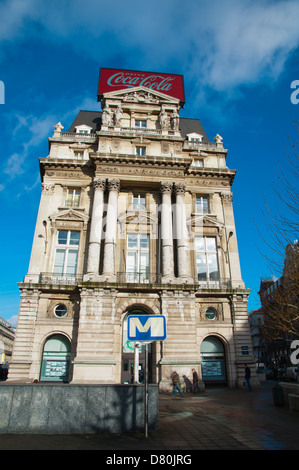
[116,272,161,284]
[40,273,83,285]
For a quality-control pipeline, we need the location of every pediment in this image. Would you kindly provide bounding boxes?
[103,86,180,105]
[50,208,89,223]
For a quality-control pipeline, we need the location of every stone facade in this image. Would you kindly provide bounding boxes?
[9,82,257,389]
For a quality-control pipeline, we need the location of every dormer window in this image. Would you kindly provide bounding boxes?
[136,146,146,156]
[186,132,203,143]
[73,150,84,159]
[75,125,92,134]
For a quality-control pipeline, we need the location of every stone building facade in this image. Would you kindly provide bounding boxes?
[9,77,257,389]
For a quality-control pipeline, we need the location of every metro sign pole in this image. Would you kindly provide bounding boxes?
[127,315,167,437]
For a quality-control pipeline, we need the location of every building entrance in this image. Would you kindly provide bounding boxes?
[121,310,153,383]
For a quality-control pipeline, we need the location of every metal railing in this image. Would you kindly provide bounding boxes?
[116,272,162,284]
[40,273,83,285]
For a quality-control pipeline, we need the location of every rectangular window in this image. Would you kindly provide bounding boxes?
[53,231,80,277]
[196,196,209,214]
[65,189,81,207]
[135,120,147,128]
[195,236,219,285]
[126,233,149,282]
[73,151,84,159]
[132,195,146,211]
[136,146,146,156]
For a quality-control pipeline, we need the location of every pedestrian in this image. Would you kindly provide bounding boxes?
[244,364,252,391]
[172,371,183,397]
[192,368,200,393]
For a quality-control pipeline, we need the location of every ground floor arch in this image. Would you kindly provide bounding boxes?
[40,334,71,382]
[121,308,157,384]
[200,335,227,385]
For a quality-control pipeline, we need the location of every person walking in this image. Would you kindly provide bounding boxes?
[192,368,200,393]
[172,371,183,397]
[244,364,252,391]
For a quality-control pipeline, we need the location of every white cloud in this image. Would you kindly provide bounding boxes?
[1,0,299,93]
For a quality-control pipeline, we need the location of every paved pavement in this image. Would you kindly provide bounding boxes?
[0,380,298,451]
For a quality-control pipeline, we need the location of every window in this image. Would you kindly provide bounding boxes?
[195,237,219,284]
[132,195,146,211]
[135,120,147,129]
[75,125,92,134]
[126,234,149,282]
[205,307,217,321]
[136,146,146,156]
[73,150,84,159]
[54,304,67,318]
[53,231,80,278]
[196,196,209,214]
[65,189,80,207]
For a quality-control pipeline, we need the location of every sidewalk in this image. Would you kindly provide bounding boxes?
[0,380,298,450]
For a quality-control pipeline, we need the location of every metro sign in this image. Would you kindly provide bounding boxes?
[127,315,167,342]
[97,68,185,104]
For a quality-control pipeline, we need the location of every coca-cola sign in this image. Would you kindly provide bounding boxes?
[98,68,185,103]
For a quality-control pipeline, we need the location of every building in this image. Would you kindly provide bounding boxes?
[0,316,15,365]
[258,241,299,368]
[9,68,256,389]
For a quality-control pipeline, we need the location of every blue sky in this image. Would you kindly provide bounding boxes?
[0,0,298,326]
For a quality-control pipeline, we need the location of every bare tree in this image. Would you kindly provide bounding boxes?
[258,122,299,343]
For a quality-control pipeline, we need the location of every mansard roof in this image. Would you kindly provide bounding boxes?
[68,110,210,143]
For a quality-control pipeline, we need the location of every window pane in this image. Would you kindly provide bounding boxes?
[65,250,78,275]
[128,234,138,249]
[206,238,216,251]
[73,190,80,207]
[207,253,219,280]
[69,232,80,245]
[58,231,68,245]
[127,252,137,272]
[195,237,204,251]
[196,253,207,280]
[54,249,66,274]
[140,234,149,249]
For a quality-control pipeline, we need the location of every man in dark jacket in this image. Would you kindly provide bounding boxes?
[244,364,252,391]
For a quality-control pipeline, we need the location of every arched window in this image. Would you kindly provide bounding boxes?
[201,336,227,383]
[40,334,71,382]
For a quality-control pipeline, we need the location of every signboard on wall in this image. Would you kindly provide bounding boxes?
[97,68,185,104]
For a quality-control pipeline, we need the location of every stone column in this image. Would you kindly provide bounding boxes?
[160,181,174,281]
[102,178,120,280]
[174,182,191,281]
[85,178,106,279]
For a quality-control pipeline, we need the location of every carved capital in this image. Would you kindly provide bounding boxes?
[220,192,233,203]
[174,182,186,195]
[160,181,173,194]
[42,183,54,195]
[107,178,120,192]
[93,177,106,191]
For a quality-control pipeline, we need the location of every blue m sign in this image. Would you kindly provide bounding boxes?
[127,315,167,342]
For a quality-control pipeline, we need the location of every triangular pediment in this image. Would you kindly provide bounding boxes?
[50,208,89,223]
[102,86,180,105]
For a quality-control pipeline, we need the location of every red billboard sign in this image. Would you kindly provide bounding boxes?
[97,68,185,104]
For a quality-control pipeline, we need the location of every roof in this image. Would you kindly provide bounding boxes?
[68,110,210,142]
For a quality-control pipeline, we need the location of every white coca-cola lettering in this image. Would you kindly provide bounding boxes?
[107,72,174,91]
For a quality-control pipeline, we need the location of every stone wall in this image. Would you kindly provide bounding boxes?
[0,383,159,434]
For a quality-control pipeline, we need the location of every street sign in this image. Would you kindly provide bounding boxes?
[127,315,167,342]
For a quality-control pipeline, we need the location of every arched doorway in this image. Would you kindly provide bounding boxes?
[40,334,71,382]
[200,336,227,384]
[121,309,154,384]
